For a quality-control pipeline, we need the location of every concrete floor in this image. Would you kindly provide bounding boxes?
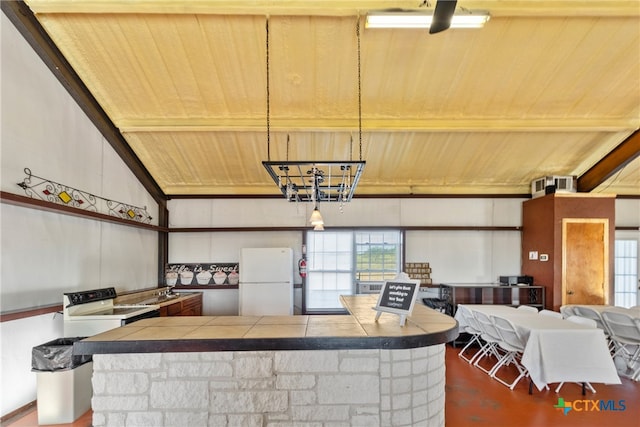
[445,343,639,427]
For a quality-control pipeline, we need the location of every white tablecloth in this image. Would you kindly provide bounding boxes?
[456,304,621,390]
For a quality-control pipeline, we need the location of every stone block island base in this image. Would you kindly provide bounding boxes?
[75,295,458,427]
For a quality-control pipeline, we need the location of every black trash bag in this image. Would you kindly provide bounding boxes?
[422,298,453,316]
[32,338,92,371]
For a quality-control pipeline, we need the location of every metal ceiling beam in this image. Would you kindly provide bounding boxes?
[23,0,640,17]
[578,129,640,192]
[2,0,167,204]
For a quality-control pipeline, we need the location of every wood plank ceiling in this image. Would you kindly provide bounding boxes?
[15,1,640,197]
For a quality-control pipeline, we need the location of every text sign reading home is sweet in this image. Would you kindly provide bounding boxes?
[374,276,420,326]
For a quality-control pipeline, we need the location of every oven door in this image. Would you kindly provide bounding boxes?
[64,317,123,338]
[121,308,159,325]
[63,307,160,337]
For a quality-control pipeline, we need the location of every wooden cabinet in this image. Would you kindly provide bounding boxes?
[158,293,203,316]
[178,294,202,316]
[440,284,545,315]
[521,193,615,310]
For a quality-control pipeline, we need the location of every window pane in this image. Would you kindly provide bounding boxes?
[355,230,401,283]
[614,240,638,308]
[306,231,354,311]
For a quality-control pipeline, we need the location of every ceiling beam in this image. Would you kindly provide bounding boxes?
[118,117,640,134]
[2,0,167,204]
[578,129,640,192]
[24,0,640,17]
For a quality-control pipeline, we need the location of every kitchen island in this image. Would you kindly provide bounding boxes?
[75,295,458,427]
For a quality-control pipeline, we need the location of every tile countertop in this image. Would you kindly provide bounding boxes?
[73,295,458,355]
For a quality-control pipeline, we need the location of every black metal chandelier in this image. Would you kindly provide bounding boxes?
[261,17,366,229]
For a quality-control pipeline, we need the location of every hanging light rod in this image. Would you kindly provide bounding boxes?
[365,10,490,29]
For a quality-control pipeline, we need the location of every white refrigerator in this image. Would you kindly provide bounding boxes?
[239,247,294,316]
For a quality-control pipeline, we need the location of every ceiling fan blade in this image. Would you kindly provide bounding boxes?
[429,0,457,34]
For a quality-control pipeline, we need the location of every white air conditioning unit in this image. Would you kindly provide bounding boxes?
[531,175,577,198]
[357,282,384,294]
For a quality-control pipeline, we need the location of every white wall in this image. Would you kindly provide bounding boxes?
[169,198,638,313]
[0,314,64,416]
[615,199,640,228]
[1,14,159,416]
[168,197,525,286]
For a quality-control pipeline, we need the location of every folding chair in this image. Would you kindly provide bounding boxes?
[491,315,529,389]
[456,305,485,364]
[516,305,538,314]
[574,305,614,352]
[559,305,577,319]
[539,309,562,319]
[601,310,640,381]
[472,311,505,375]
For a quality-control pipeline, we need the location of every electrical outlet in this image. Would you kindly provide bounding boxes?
[529,251,539,260]
[540,254,549,262]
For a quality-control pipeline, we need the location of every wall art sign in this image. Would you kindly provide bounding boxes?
[17,167,152,223]
[166,263,239,286]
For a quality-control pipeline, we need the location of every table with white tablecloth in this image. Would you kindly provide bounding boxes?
[562,304,640,380]
[456,304,621,391]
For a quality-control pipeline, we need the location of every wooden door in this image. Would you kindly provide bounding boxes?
[562,219,609,305]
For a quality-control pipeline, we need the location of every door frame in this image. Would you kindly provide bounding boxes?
[561,218,610,306]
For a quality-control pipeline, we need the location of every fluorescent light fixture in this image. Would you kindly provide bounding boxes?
[366,10,490,29]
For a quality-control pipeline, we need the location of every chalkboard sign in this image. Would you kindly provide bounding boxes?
[373,276,420,326]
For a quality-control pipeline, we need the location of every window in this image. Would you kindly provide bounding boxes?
[614,240,638,308]
[356,231,402,282]
[305,230,402,312]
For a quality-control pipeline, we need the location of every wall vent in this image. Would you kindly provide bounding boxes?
[357,282,384,294]
[531,176,577,198]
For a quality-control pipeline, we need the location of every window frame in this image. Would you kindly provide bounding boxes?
[303,229,403,313]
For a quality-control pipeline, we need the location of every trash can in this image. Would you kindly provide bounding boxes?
[32,338,93,425]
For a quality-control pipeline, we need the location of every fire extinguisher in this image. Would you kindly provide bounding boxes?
[298,258,307,278]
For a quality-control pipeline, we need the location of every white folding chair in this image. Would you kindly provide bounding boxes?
[559,305,577,319]
[573,305,615,351]
[566,315,597,328]
[601,311,640,381]
[554,316,597,394]
[490,315,528,390]
[539,309,562,319]
[516,305,538,313]
[472,311,505,375]
[456,305,485,364]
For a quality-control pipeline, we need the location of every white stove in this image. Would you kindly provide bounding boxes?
[63,287,159,337]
